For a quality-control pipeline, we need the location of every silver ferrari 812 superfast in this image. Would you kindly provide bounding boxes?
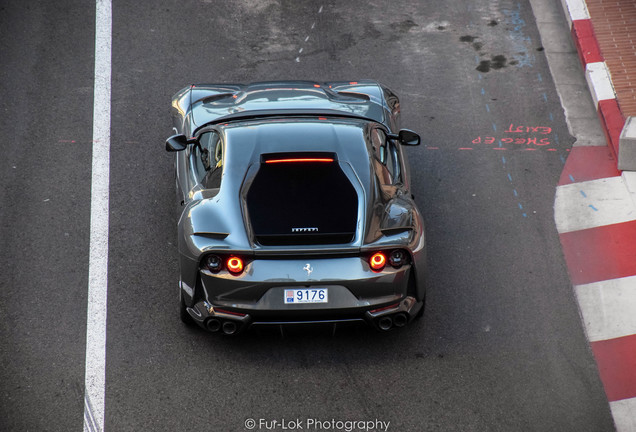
[166,80,426,335]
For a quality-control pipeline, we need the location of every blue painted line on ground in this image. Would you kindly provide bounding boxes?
[538,73,543,82]
[542,93,548,102]
[589,204,598,211]
[549,112,554,121]
[503,2,534,68]
[569,174,575,182]
[580,190,587,198]
[476,54,529,220]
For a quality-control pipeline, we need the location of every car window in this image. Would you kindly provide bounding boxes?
[385,141,401,183]
[190,142,205,184]
[198,131,223,189]
[371,128,401,186]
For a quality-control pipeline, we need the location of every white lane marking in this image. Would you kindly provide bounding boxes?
[610,397,636,432]
[294,5,322,63]
[554,176,636,233]
[84,0,111,431]
[575,276,636,342]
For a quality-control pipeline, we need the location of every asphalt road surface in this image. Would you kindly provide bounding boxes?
[0,1,616,431]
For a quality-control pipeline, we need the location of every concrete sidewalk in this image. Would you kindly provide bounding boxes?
[534,0,636,430]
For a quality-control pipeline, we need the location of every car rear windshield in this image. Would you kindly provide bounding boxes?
[246,153,358,246]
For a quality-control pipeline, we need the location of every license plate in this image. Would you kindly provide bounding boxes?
[284,288,328,304]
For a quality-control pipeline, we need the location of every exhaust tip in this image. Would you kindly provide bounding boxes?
[393,313,408,328]
[377,316,393,331]
[222,321,238,335]
[206,318,221,332]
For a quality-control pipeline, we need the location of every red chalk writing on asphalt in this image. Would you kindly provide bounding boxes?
[472,136,551,145]
[472,124,553,147]
[505,124,552,134]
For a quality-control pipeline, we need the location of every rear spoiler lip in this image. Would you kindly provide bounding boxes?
[192,109,378,135]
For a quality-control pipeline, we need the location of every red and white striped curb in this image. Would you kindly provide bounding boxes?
[557,1,636,431]
[555,173,636,431]
[561,0,625,157]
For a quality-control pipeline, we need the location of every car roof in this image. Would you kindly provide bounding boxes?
[220,117,371,160]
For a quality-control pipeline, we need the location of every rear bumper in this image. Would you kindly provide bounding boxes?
[185,294,423,335]
[181,253,425,335]
[197,255,413,303]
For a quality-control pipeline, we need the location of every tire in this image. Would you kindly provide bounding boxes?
[407,270,425,320]
[179,285,195,326]
[414,297,425,319]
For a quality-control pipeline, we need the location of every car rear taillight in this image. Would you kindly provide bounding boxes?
[205,255,223,273]
[226,257,244,274]
[369,249,410,272]
[204,254,245,276]
[369,252,387,271]
[389,249,409,268]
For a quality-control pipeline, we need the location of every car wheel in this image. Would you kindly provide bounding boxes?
[179,286,195,326]
[407,270,425,320]
[414,290,426,320]
[415,298,425,319]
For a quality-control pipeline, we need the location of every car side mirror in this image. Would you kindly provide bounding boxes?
[398,129,421,146]
[166,134,194,152]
